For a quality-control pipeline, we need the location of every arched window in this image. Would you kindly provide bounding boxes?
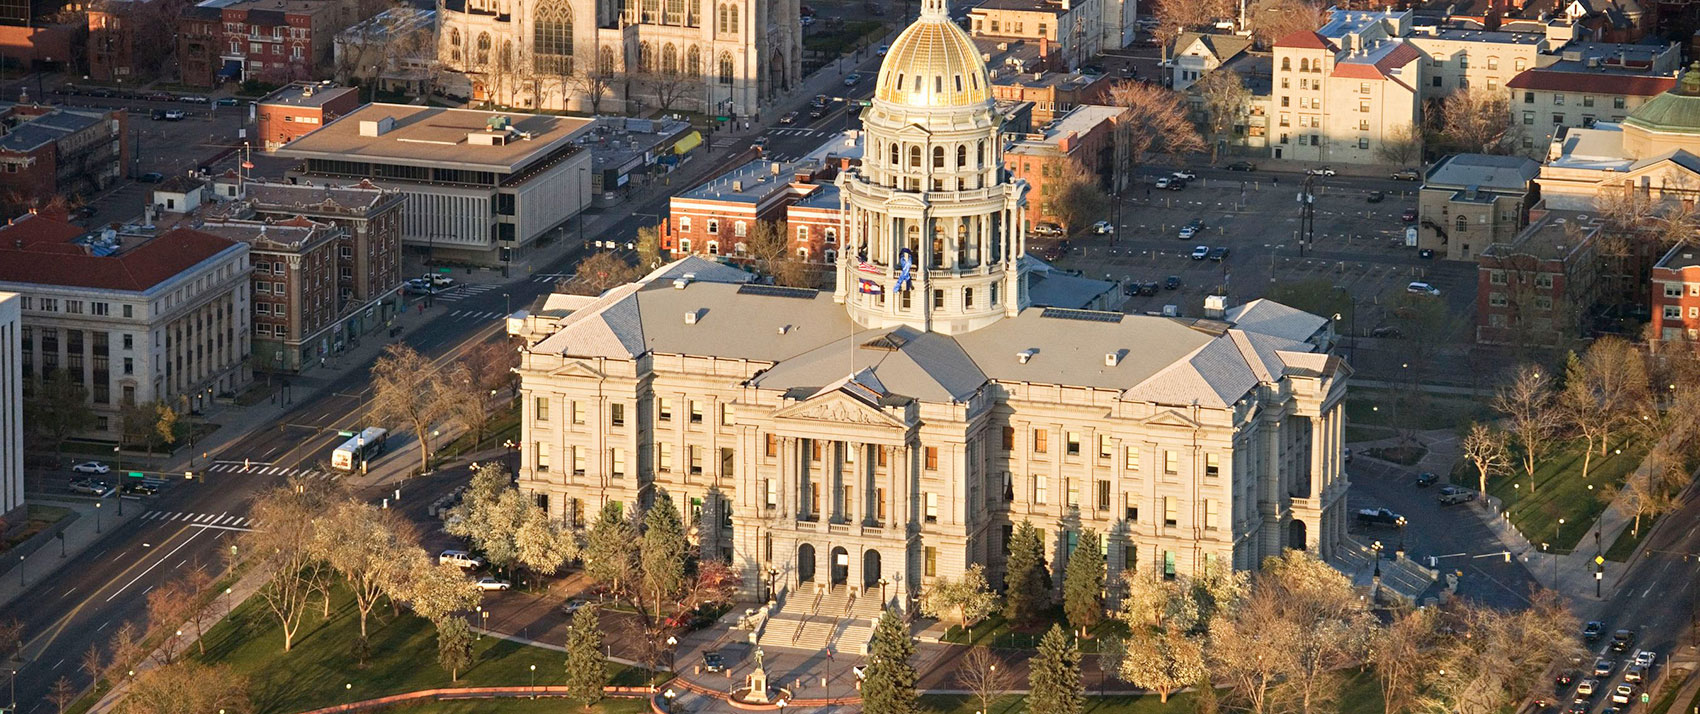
[500,40,512,70]
[717,4,728,33]
[641,0,658,23]
[1455,215,1468,233]
[1281,57,1291,71]
[932,146,944,169]
[686,45,701,76]
[707,240,720,255]
[956,145,966,168]
[598,46,616,75]
[638,42,655,72]
[718,52,733,84]
[978,139,986,167]
[664,0,683,25]
[662,43,678,74]
[533,2,573,74]
[909,145,920,168]
[734,221,748,237]
[449,28,462,62]
[686,0,699,26]
[735,242,747,255]
[476,32,491,66]
[1299,58,1309,72]
[729,4,738,32]
[889,142,899,165]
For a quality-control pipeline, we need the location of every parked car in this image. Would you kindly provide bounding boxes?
[1208,246,1229,261]
[475,577,512,591]
[1406,281,1441,296]
[1306,166,1337,176]
[1367,191,1385,203]
[179,94,209,104]
[1369,325,1403,338]
[1356,508,1404,526]
[138,172,164,183]
[1437,485,1477,505]
[1091,220,1114,234]
[1156,176,1185,190]
[1140,281,1160,296]
[1418,248,1437,259]
[1179,225,1198,240]
[71,461,110,474]
[216,97,241,106]
[1172,170,1197,181]
[69,478,109,495]
[1190,245,1210,260]
[422,274,456,289]
[1343,447,1352,462]
[1584,621,1606,641]
[1223,160,1256,171]
[162,110,186,121]
[703,650,726,672]
[1402,208,1419,222]
[1032,222,1064,237]
[122,481,160,496]
[438,550,485,569]
[1164,275,1181,290]
[1391,168,1422,181]
[1415,472,1439,487]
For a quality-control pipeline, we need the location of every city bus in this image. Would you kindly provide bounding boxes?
[330,427,388,471]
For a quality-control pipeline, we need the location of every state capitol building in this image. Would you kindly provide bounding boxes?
[511,0,1351,615]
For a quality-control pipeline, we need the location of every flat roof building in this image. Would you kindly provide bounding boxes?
[0,291,19,530]
[279,104,596,266]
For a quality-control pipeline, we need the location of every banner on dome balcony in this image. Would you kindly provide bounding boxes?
[896,249,914,291]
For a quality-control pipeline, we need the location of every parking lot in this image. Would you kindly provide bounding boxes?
[1050,166,1479,337]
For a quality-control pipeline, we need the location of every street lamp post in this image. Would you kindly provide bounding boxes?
[1554,518,1565,587]
[529,664,537,697]
[667,636,678,673]
[95,500,102,534]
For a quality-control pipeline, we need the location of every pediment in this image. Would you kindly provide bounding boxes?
[1141,408,1203,430]
[773,390,904,428]
[547,360,606,379]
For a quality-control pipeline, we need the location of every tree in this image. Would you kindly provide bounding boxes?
[119,401,163,455]
[1031,624,1085,713]
[561,251,641,296]
[1371,607,1439,714]
[1420,591,1582,714]
[638,70,694,113]
[313,500,417,637]
[446,464,534,575]
[443,367,495,451]
[22,370,95,455]
[369,344,454,474]
[862,608,920,714]
[1493,364,1558,489]
[237,478,329,652]
[1576,336,1650,452]
[1002,520,1050,625]
[957,645,1014,714]
[1045,159,1109,232]
[1062,529,1104,636]
[182,565,216,655]
[1105,81,1205,172]
[745,219,811,287]
[401,558,481,624]
[1111,624,1203,703]
[463,339,520,398]
[635,223,664,270]
[81,644,104,691]
[0,618,21,663]
[106,623,142,684]
[50,675,75,713]
[1439,87,1516,154]
[1246,0,1326,47]
[1460,423,1511,496]
[563,605,607,709]
[1258,550,1375,714]
[436,617,475,682]
[514,505,578,578]
[570,47,617,116]
[1619,447,1685,537]
[640,492,689,611]
[154,404,180,446]
[1376,123,1423,165]
[1192,69,1250,162]
[918,563,998,629]
[1209,582,1295,714]
[145,580,192,665]
[1150,0,1235,59]
[582,502,639,596]
[1560,352,1610,483]
[112,662,250,714]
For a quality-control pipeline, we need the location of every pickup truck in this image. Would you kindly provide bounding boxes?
[1356,507,1404,526]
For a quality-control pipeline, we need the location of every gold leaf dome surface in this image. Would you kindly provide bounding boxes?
[872,0,993,109]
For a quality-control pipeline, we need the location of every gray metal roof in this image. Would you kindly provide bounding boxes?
[1425,153,1540,191]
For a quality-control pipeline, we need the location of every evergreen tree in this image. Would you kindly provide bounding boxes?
[563,605,607,708]
[1003,520,1050,624]
[434,618,474,682]
[1029,624,1084,714]
[1062,529,1105,636]
[582,502,637,595]
[640,491,688,608]
[861,608,920,714]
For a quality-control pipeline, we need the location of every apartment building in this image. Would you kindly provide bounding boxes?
[1404,24,1555,100]
[88,0,183,82]
[968,0,1137,70]
[0,292,19,529]
[1475,206,1601,345]
[0,103,129,206]
[278,105,595,266]
[212,178,404,307]
[1651,242,1700,343]
[1006,104,1126,230]
[255,82,359,152]
[197,218,341,371]
[1270,25,1423,163]
[1416,153,1540,261]
[176,0,385,87]
[0,213,252,436]
[1505,42,1681,156]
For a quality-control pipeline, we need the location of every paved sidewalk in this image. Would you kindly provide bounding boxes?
[0,498,146,612]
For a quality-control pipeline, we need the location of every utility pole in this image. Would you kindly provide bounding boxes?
[1298,174,1316,258]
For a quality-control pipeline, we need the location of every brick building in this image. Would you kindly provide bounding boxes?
[89,0,186,82]
[176,0,369,88]
[255,82,359,152]
[197,217,343,371]
[1474,206,1602,345]
[1651,242,1700,343]
[0,103,128,208]
[1005,104,1126,231]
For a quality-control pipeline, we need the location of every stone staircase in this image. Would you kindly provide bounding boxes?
[1328,535,1440,605]
[755,584,881,655]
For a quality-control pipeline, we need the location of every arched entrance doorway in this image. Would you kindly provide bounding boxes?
[1288,519,1308,550]
[862,549,881,590]
[770,49,787,91]
[830,546,849,586]
[798,543,816,583]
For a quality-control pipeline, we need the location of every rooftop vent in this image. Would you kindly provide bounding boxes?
[1105,349,1126,366]
[673,276,691,289]
[684,309,701,324]
[1017,348,1037,364]
[358,116,396,137]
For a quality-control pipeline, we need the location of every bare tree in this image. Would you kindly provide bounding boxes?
[1460,423,1511,495]
[1493,364,1558,491]
[1151,0,1236,59]
[560,251,642,296]
[639,70,695,114]
[571,45,618,115]
[441,365,494,451]
[1246,0,1327,47]
[49,676,76,714]
[958,645,1015,714]
[1192,69,1250,163]
[746,220,812,287]
[1618,446,1686,537]
[1105,81,1206,172]
[1260,550,1376,714]
[1044,159,1109,232]
[1208,584,1296,714]
[112,662,250,714]
[369,344,454,474]
[1375,124,1422,165]
[1420,591,1582,714]
[636,224,665,270]
[105,623,143,685]
[1439,87,1516,154]
[461,339,520,398]
[145,580,192,665]
[237,478,330,652]
[1371,607,1439,714]
[313,500,418,637]
[81,644,104,691]
[0,619,21,663]
[182,565,216,655]
[1579,336,1650,452]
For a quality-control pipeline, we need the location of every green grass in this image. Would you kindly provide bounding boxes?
[920,670,1382,714]
[1344,389,1493,432]
[365,698,651,713]
[195,583,649,713]
[1604,522,1647,562]
[1487,439,1649,553]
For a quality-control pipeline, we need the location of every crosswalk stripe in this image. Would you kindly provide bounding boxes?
[217,515,235,525]
[172,513,186,521]
[196,514,212,523]
[264,466,281,475]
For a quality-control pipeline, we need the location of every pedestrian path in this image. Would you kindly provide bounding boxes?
[766,127,834,137]
[529,273,574,284]
[435,284,502,302]
[206,461,337,480]
[446,309,509,321]
[139,510,254,530]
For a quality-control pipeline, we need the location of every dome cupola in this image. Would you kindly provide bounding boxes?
[872,0,992,110]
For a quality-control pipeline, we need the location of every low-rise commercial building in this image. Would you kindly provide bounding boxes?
[1416,153,1540,261]
[580,116,698,208]
[0,212,252,437]
[0,103,129,207]
[255,82,360,152]
[0,291,19,530]
[278,104,595,266]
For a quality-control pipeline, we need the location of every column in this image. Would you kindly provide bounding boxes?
[1263,420,1282,559]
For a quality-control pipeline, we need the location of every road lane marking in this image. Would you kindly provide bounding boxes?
[95,621,109,632]
[105,528,205,603]
[190,523,255,533]
[50,658,63,670]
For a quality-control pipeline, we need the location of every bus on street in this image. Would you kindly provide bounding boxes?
[330,427,388,471]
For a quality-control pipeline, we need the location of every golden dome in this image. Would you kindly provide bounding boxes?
[873,0,992,109]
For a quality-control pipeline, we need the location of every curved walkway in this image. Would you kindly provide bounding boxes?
[290,679,864,714]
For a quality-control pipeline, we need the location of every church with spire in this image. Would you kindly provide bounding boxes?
[509,0,1352,648]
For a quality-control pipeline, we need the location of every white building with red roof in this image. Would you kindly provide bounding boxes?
[0,211,252,438]
[1270,17,1423,163]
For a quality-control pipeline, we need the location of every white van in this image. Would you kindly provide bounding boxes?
[438,550,484,569]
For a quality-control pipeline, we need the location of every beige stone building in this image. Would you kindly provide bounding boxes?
[968,0,1138,70]
[1269,20,1422,163]
[513,0,1350,651]
[435,0,800,117]
[1416,153,1540,261]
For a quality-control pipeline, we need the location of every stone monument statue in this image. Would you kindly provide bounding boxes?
[746,647,770,703]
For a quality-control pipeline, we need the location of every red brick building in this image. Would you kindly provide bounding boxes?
[255,82,359,152]
[176,0,352,88]
[663,157,839,262]
[1005,104,1126,231]
[197,216,343,370]
[0,104,129,208]
[1474,206,1602,346]
[1651,242,1700,343]
[88,0,186,82]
